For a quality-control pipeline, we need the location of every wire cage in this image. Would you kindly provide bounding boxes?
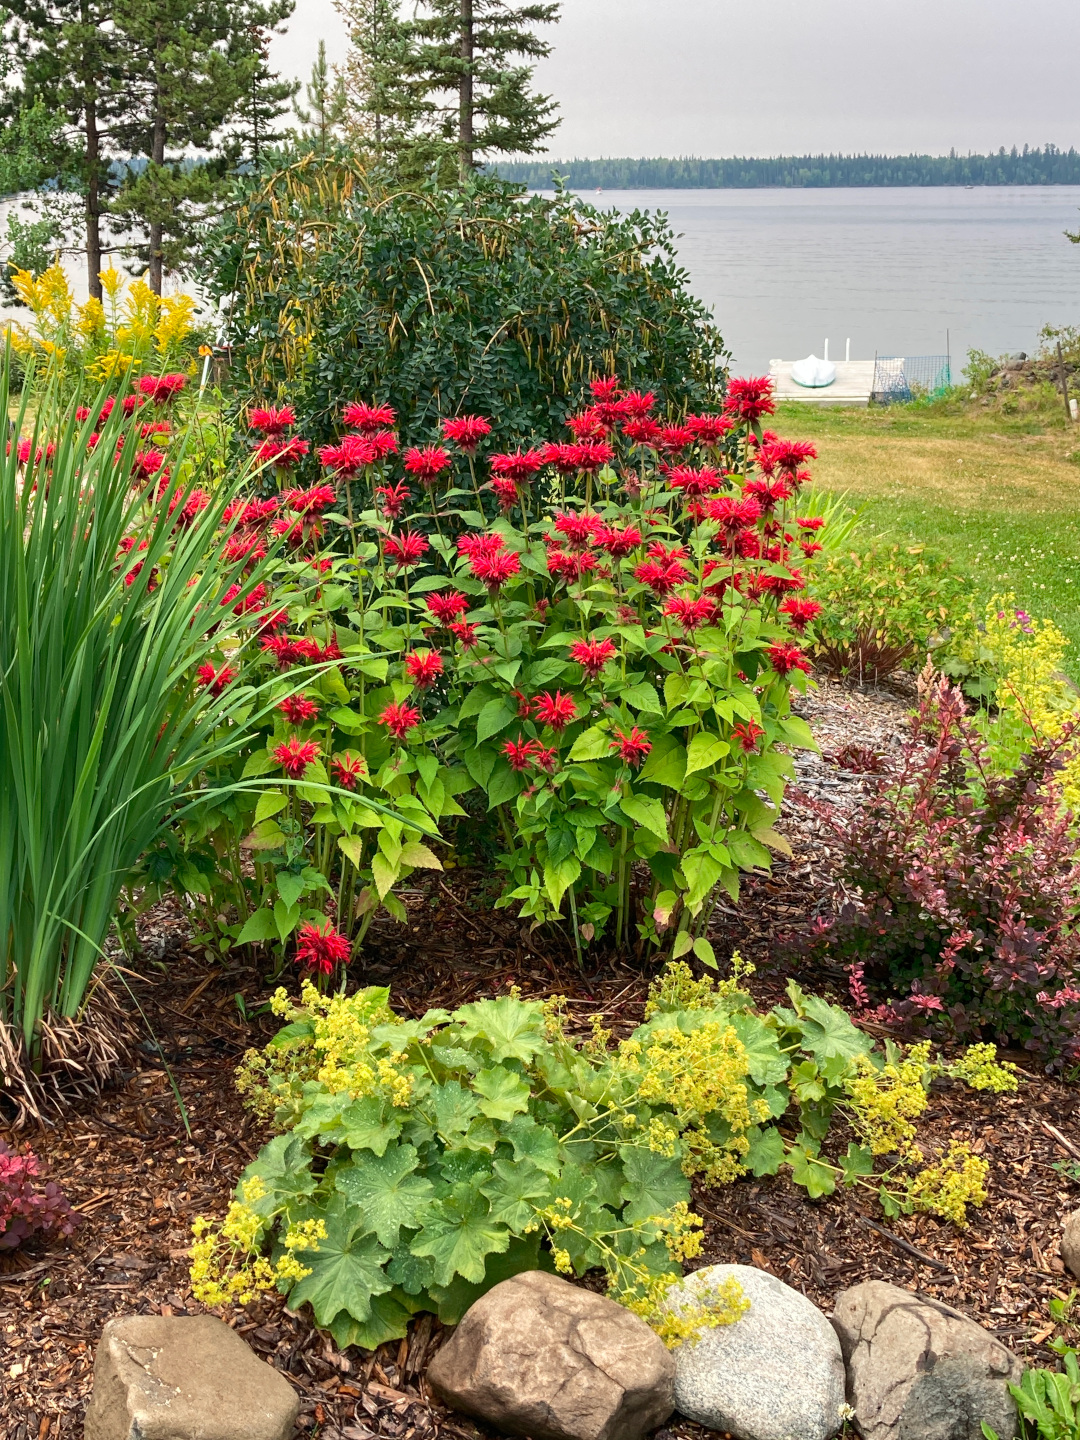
[871,354,952,404]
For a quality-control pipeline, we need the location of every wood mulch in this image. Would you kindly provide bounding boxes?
[1,679,1078,1440]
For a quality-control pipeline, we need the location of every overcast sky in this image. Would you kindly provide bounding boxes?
[271,0,1080,157]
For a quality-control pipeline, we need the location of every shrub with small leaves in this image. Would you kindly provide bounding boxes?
[0,1141,78,1250]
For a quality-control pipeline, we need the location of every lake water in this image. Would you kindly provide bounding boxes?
[569,187,1080,378]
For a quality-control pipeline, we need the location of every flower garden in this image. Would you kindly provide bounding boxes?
[2,237,1080,1440]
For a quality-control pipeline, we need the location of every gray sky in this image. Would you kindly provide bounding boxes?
[271,0,1080,157]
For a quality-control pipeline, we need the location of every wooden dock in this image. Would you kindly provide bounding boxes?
[769,359,875,406]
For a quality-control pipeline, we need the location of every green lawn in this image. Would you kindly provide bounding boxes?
[778,397,1080,672]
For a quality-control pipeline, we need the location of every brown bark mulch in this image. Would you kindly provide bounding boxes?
[1,679,1078,1440]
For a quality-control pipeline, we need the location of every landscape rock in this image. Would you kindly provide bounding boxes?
[1062,1208,1080,1279]
[83,1312,300,1440]
[832,1280,1023,1440]
[666,1263,846,1440]
[426,1269,675,1440]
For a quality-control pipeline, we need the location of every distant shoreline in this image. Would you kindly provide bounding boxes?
[491,149,1080,190]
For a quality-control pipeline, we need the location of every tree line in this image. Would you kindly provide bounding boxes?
[491,146,1080,190]
[0,0,561,298]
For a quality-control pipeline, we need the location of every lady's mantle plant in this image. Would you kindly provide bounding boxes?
[191,961,1015,1347]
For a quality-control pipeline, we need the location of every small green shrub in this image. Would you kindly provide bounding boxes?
[190,961,1009,1344]
[207,156,727,449]
[808,544,975,683]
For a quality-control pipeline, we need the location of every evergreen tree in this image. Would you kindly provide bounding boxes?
[108,0,295,291]
[2,0,126,299]
[294,39,347,152]
[233,22,298,168]
[408,0,559,172]
[334,0,429,161]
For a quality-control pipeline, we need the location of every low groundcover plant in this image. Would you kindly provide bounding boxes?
[190,960,1016,1348]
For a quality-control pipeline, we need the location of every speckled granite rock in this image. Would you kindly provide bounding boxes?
[1062,1209,1080,1280]
[426,1270,675,1440]
[832,1280,1022,1440]
[665,1264,845,1440]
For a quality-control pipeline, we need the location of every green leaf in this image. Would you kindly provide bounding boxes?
[618,1146,690,1223]
[455,996,549,1063]
[685,732,727,776]
[236,907,278,945]
[620,682,662,715]
[276,871,307,911]
[476,697,516,743]
[242,749,275,779]
[788,1141,837,1199]
[286,1195,393,1325]
[619,794,668,841]
[328,1288,421,1351]
[726,832,772,871]
[504,1115,562,1175]
[543,855,580,910]
[338,834,364,870]
[730,1013,790,1086]
[473,1065,531,1121]
[242,1133,317,1214]
[411,1182,510,1285]
[840,1142,875,1185]
[692,936,717,969]
[400,840,443,870]
[431,1080,482,1140]
[427,1233,544,1325]
[745,1125,786,1177]
[254,790,288,824]
[778,714,819,751]
[672,931,693,959]
[335,1144,436,1247]
[481,1157,551,1232]
[638,735,687,789]
[567,724,611,762]
[486,760,523,808]
[371,851,398,899]
[273,898,301,942]
[787,982,873,1063]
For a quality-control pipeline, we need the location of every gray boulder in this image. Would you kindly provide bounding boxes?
[832,1280,1022,1440]
[665,1263,846,1440]
[426,1269,675,1440]
[1062,1208,1080,1280]
[83,1312,300,1440]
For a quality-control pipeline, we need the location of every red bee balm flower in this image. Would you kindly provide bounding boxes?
[138,373,187,403]
[196,663,236,697]
[686,414,734,444]
[611,726,652,767]
[503,736,538,772]
[319,435,377,476]
[471,547,520,591]
[376,482,411,519]
[448,621,479,648]
[343,401,396,434]
[491,450,544,483]
[723,376,776,422]
[595,523,643,558]
[404,650,443,689]
[442,415,492,452]
[331,754,366,790]
[766,643,811,676]
[279,695,320,725]
[379,701,422,741]
[634,558,691,596]
[779,598,824,633]
[731,720,765,753]
[248,405,295,435]
[255,438,309,469]
[403,445,451,487]
[426,590,469,624]
[273,737,320,778]
[534,691,577,732]
[383,531,429,570]
[569,637,617,678]
[295,919,350,975]
[284,485,336,515]
[664,596,718,631]
[668,465,723,498]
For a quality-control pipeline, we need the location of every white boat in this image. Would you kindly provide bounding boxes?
[790,353,837,388]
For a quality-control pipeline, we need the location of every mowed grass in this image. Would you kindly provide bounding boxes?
[777,397,1080,674]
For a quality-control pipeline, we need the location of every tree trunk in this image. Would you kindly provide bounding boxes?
[148,102,166,295]
[458,0,473,173]
[85,95,103,302]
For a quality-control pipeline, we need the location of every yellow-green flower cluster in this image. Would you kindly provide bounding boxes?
[643,952,755,1018]
[946,1044,1019,1093]
[904,1141,989,1227]
[844,1043,934,1158]
[623,1271,750,1350]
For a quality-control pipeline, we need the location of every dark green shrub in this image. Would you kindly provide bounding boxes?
[206,155,727,447]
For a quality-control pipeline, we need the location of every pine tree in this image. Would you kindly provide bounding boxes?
[408,0,560,173]
[109,0,296,292]
[2,0,127,299]
[294,39,347,152]
[334,0,429,161]
[232,22,298,168]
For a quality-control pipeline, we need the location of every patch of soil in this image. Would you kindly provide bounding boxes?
[1,680,1078,1440]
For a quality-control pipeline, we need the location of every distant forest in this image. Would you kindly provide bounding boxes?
[491,146,1080,189]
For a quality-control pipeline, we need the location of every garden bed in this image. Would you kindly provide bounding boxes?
[1,680,1078,1440]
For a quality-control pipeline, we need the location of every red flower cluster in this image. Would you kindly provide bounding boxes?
[610,726,652,767]
[442,415,492,452]
[568,637,617,678]
[331,753,367,790]
[196,663,236,697]
[723,376,775,422]
[138,373,187,403]
[273,737,320,778]
[319,434,378,476]
[295,919,350,974]
[404,649,443,689]
[426,590,469,625]
[379,700,421,741]
[491,449,545,483]
[384,530,429,570]
[279,695,320,725]
[344,401,396,434]
[284,484,336,515]
[255,437,310,469]
[403,445,451,486]
[502,736,558,773]
[248,405,296,435]
[533,691,577,732]
[457,532,520,590]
